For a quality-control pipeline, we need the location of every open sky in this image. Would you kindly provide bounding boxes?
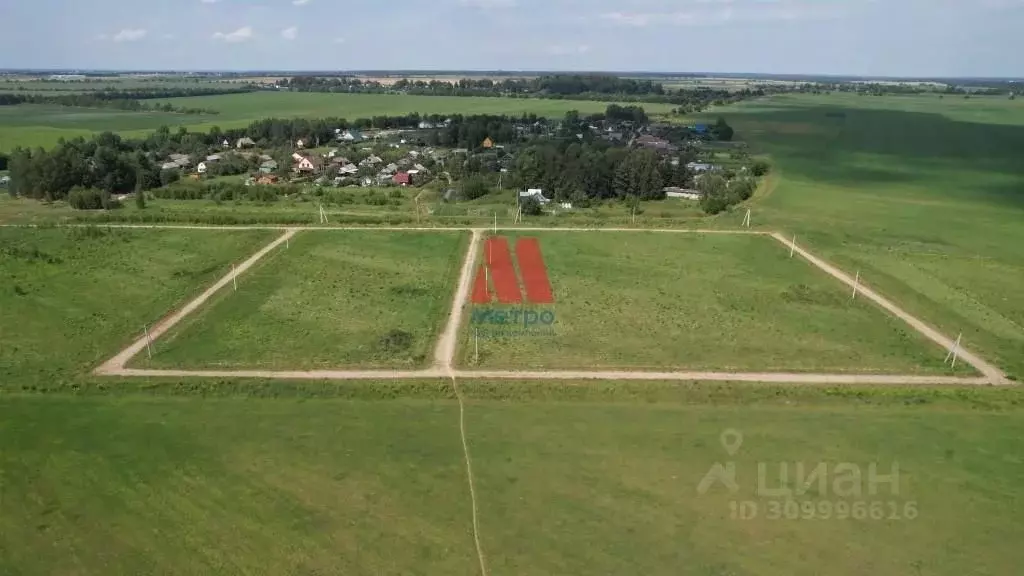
[1,0,1022,77]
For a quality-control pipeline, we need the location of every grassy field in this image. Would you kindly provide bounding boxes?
[460,232,957,373]
[140,230,467,370]
[715,93,1024,378]
[0,105,199,151]
[0,92,676,152]
[3,385,1023,575]
[0,227,274,391]
[0,394,478,575]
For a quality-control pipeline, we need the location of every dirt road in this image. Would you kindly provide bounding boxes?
[94,228,298,375]
[91,224,1009,385]
[769,232,1007,384]
[435,229,483,371]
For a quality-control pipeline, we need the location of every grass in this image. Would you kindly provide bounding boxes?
[0,105,197,151]
[140,230,467,370]
[0,92,676,152]
[715,93,1024,378]
[2,386,1023,575]
[460,232,958,373]
[0,394,478,575]
[462,390,1024,576]
[0,227,275,391]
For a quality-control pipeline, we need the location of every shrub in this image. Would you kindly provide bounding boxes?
[751,160,771,177]
[67,187,105,210]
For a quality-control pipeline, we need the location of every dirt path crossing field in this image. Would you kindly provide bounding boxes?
[88,224,1009,385]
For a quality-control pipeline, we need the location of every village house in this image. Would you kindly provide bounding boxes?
[291,152,304,162]
[687,162,714,172]
[338,164,359,176]
[330,155,351,165]
[260,160,278,174]
[481,137,494,149]
[221,139,230,148]
[393,171,412,186]
[294,155,324,173]
[339,130,363,142]
[236,137,256,149]
[160,162,178,171]
[418,121,435,129]
[519,189,550,204]
[359,155,383,167]
[206,154,222,163]
[634,135,673,152]
[256,174,279,185]
[296,139,305,149]
[664,186,703,200]
[197,162,209,174]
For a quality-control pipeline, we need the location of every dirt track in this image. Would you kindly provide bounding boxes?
[92,225,1009,386]
[94,228,298,375]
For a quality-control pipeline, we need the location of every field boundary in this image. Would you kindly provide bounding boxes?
[94,228,299,375]
[91,225,1009,385]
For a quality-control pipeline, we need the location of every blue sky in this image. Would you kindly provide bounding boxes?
[2,0,1022,77]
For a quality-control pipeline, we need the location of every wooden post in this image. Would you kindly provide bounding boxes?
[946,332,963,367]
[143,324,152,359]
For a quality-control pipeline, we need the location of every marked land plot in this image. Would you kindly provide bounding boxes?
[459,232,963,374]
[137,230,468,370]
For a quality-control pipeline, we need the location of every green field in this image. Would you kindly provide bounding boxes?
[716,93,1024,378]
[461,232,956,374]
[0,227,274,391]
[140,230,467,370]
[3,385,1023,575]
[0,92,676,152]
[0,394,478,575]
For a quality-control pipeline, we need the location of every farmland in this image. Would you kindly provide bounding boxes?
[2,85,1024,576]
[715,93,1024,378]
[2,386,1023,575]
[0,91,677,152]
[0,227,274,391]
[461,232,956,374]
[140,230,467,370]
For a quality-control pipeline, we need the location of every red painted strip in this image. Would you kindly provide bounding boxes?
[515,237,555,304]
[471,265,491,304]
[486,237,522,304]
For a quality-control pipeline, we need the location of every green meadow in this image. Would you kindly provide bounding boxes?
[2,385,1023,575]
[716,93,1024,378]
[141,230,467,370]
[461,232,956,374]
[0,227,274,391]
[0,92,676,152]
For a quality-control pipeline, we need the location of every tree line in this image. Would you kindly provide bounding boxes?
[0,86,256,114]
[277,74,778,109]
[506,140,696,205]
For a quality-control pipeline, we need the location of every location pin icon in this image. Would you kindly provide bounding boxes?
[720,429,743,456]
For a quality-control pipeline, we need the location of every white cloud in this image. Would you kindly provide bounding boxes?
[162,34,176,40]
[281,26,298,40]
[112,28,147,42]
[292,0,311,5]
[600,12,653,27]
[333,37,346,44]
[213,26,254,43]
